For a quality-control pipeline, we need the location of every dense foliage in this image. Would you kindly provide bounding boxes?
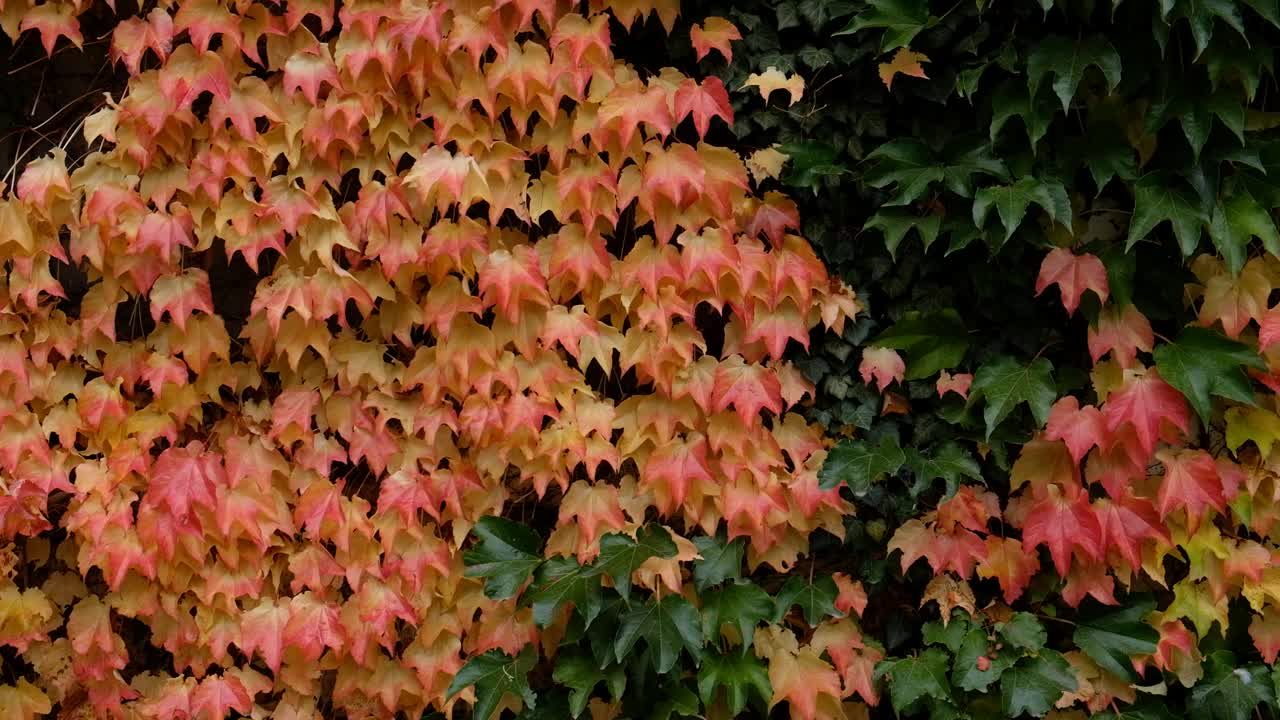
[3,0,1280,718]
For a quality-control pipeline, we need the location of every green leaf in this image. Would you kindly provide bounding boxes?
[922,616,972,652]
[990,82,1058,148]
[863,140,944,206]
[773,575,840,625]
[973,176,1071,244]
[462,517,544,600]
[552,652,625,717]
[447,647,538,720]
[779,141,848,190]
[1080,131,1138,194]
[833,0,930,50]
[526,556,603,628]
[1126,174,1207,256]
[970,356,1057,439]
[1072,600,1160,682]
[865,209,942,259]
[1153,327,1265,425]
[999,613,1048,651]
[818,435,906,493]
[698,648,773,717]
[691,534,745,592]
[1210,189,1280,274]
[775,1,802,29]
[1000,650,1077,717]
[872,310,970,379]
[906,442,983,497]
[614,595,704,673]
[1189,652,1275,720]
[953,628,1017,692]
[1026,36,1122,111]
[590,525,678,600]
[877,647,953,711]
[703,580,773,648]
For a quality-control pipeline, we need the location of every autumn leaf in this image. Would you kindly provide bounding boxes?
[878,48,930,89]
[742,66,806,106]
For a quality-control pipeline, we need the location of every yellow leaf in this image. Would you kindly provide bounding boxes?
[741,66,806,106]
[920,574,976,625]
[878,48,930,89]
[1226,405,1280,456]
[0,680,51,720]
[746,145,790,183]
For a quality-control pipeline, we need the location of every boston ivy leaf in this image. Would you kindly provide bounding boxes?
[1209,189,1280,274]
[650,681,701,720]
[1125,173,1207,256]
[779,141,849,190]
[1077,129,1138,194]
[969,356,1057,439]
[1153,327,1265,425]
[1072,599,1160,682]
[923,615,973,652]
[999,613,1048,651]
[1188,652,1275,720]
[590,525,678,600]
[773,575,840,625]
[941,137,1011,196]
[1000,650,1077,717]
[876,647,953,712]
[972,176,1070,244]
[818,435,906,493]
[692,534,745,591]
[873,310,970,379]
[990,81,1059,148]
[833,0,930,51]
[703,580,773,648]
[865,209,942,259]
[953,628,1017,692]
[526,556,603,628]
[552,652,625,717]
[906,442,983,497]
[863,140,944,206]
[1026,35,1122,111]
[447,647,538,720]
[462,517,544,600]
[698,648,773,717]
[614,595,704,673]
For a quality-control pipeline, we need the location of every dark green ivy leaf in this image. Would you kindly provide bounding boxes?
[865,209,942,260]
[876,647,953,712]
[972,176,1071,244]
[1188,652,1275,720]
[773,575,840,625]
[1125,173,1207,256]
[1000,650,1077,717]
[590,525,678,600]
[998,613,1048,651]
[1153,327,1264,425]
[703,580,773,648]
[614,595,704,673]
[1026,35,1122,111]
[906,442,983,497]
[447,646,538,720]
[698,649,773,717]
[953,628,1017,692]
[552,652,625,717]
[969,356,1057,439]
[818,435,906,493]
[462,517,544,600]
[1072,599,1160,682]
[873,310,970,380]
[1209,189,1280,274]
[526,556,603,628]
[691,534,745,591]
[833,0,930,51]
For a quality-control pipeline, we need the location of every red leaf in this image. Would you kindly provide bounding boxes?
[1020,484,1103,576]
[675,77,733,139]
[859,347,904,393]
[1035,248,1109,316]
[1088,304,1154,368]
[1101,369,1191,459]
[1154,449,1229,529]
[1045,396,1107,465]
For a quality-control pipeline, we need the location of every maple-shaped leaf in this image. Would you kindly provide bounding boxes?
[937,371,974,399]
[697,648,772,717]
[859,346,905,392]
[1154,327,1264,425]
[1089,304,1155,368]
[970,355,1057,439]
[835,0,931,50]
[1101,368,1191,458]
[447,647,537,720]
[921,575,977,625]
[1154,449,1230,527]
[1036,248,1109,316]
[873,310,969,380]
[690,16,741,62]
[1000,651,1078,718]
[239,598,290,674]
[905,442,982,497]
[614,594,703,673]
[1209,190,1280,274]
[1072,599,1159,682]
[773,575,840,626]
[766,645,846,719]
[879,47,930,89]
[1188,652,1274,720]
[819,435,905,494]
[1026,35,1122,111]
[713,355,784,423]
[150,269,215,331]
[741,66,805,106]
[1225,405,1280,456]
[462,517,544,600]
[691,534,746,591]
[1021,484,1103,576]
[973,175,1071,244]
[978,536,1040,603]
[0,680,51,720]
[1094,492,1168,569]
[589,525,677,600]
[191,674,252,720]
[524,556,603,628]
[703,580,773,648]
[675,77,733,139]
[1045,396,1107,464]
[864,138,1008,206]
[20,2,83,55]
[1249,613,1280,664]
[876,647,953,712]
[1125,173,1206,256]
